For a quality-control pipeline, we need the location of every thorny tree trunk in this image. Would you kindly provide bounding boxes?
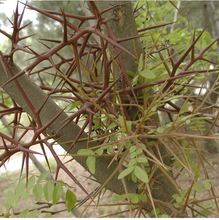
[0,55,138,195]
[94,0,179,213]
[0,1,181,216]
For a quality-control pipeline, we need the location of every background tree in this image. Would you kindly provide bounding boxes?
[0,0,219,217]
[180,1,219,153]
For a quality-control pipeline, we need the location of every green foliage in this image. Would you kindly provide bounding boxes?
[52,182,63,205]
[43,181,55,202]
[77,149,96,174]
[150,208,170,218]
[65,189,77,212]
[32,183,43,201]
[118,144,149,183]
[133,166,148,183]
[112,193,147,204]
[0,173,77,217]
[172,179,213,217]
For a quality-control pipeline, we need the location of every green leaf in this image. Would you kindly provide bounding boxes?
[136,148,143,154]
[132,75,140,86]
[138,53,144,72]
[194,183,203,193]
[27,176,35,189]
[69,101,80,110]
[28,210,38,218]
[106,145,115,153]
[86,155,96,174]
[138,194,148,202]
[172,194,183,204]
[16,180,26,197]
[126,121,132,132]
[108,122,117,130]
[118,115,124,124]
[95,148,104,156]
[32,184,43,201]
[65,189,76,212]
[148,111,157,117]
[38,172,49,182]
[130,151,137,159]
[140,69,156,79]
[203,203,213,209]
[151,105,157,112]
[180,103,191,114]
[118,166,134,179]
[56,180,67,186]
[128,194,139,203]
[190,161,201,176]
[129,146,136,153]
[127,70,135,78]
[112,193,139,203]
[157,126,166,134]
[134,166,149,183]
[148,129,155,134]
[22,190,30,200]
[17,209,30,218]
[77,149,94,156]
[5,190,15,205]
[201,179,211,190]
[128,158,137,167]
[151,207,160,215]
[130,171,137,183]
[52,183,63,205]
[43,181,54,202]
[112,194,127,202]
[200,209,212,217]
[137,157,148,164]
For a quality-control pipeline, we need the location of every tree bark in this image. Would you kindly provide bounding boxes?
[0,1,181,215]
[93,1,142,73]
[94,0,179,213]
[0,56,137,195]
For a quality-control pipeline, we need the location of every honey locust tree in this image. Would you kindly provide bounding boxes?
[0,1,219,217]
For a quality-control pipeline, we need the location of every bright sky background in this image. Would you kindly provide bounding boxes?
[0,0,37,18]
[1,0,19,14]
[0,0,37,46]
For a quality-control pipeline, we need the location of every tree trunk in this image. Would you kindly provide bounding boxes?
[94,1,179,214]
[0,1,182,216]
[0,55,137,195]
[180,1,219,152]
